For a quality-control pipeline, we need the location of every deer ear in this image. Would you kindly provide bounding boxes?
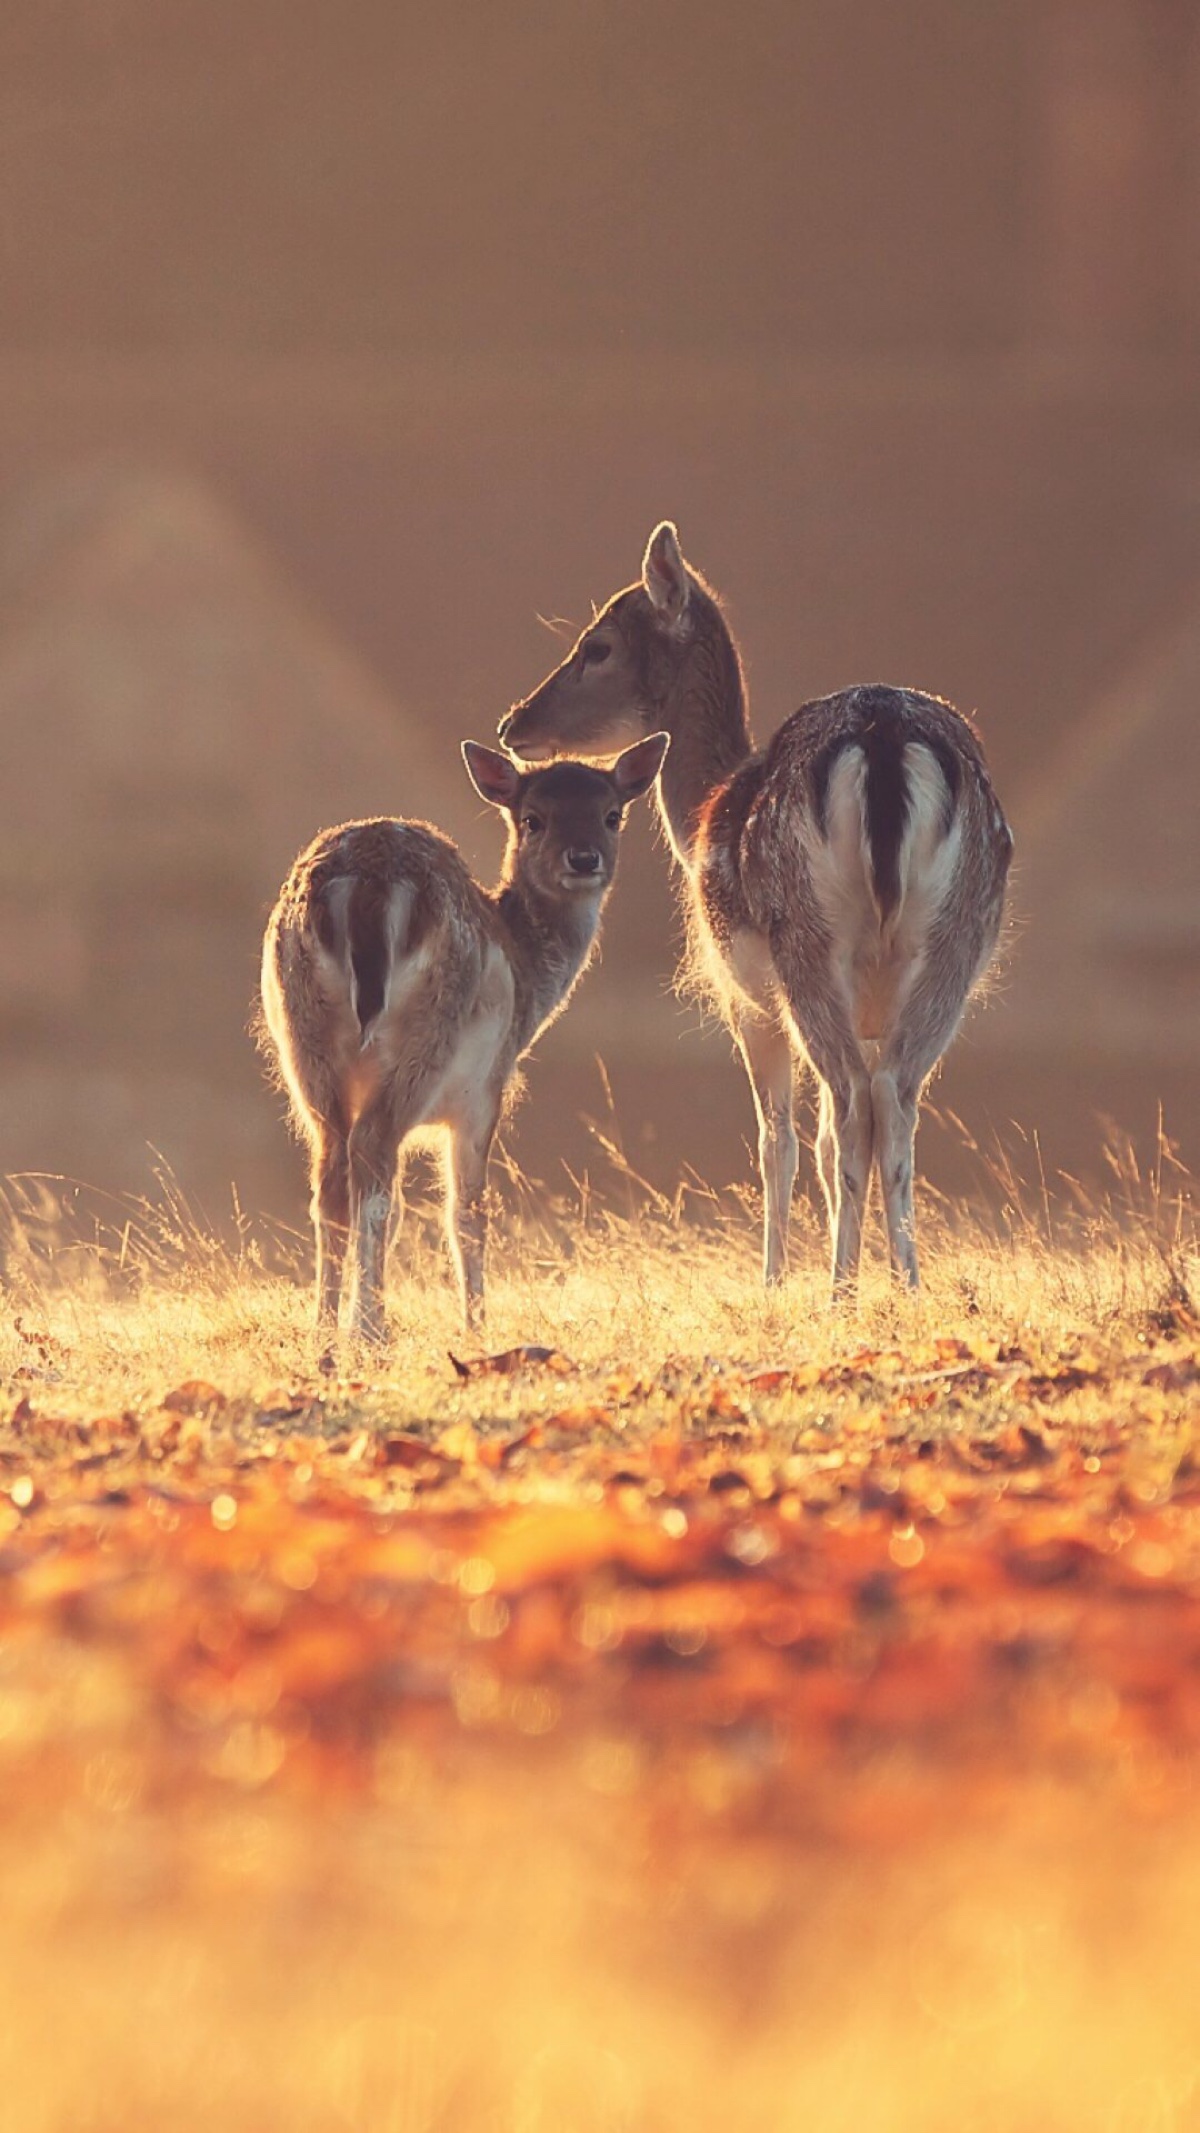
[642,521,689,626]
[462,740,521,809]
[613,730,669,803]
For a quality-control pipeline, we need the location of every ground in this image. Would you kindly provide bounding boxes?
[1,1155,1198,2132]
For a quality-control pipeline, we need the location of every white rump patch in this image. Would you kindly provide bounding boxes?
[806,741,963,1043]
[893,743,962,944]
[808,747,876,943]
[357,881,419,1037]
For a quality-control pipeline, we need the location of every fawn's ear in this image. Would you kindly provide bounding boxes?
[462,740,522,809]
[613,730,670,803]
[641,521,689,627]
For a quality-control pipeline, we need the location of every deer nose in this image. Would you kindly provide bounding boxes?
[566,847,602,876]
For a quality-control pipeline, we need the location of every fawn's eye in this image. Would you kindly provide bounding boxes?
[605,809,622,831]
[580,638,611,668]
[520,812,544,837]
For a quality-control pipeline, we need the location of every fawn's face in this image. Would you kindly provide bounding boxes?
[513,764,627,898]
[499,523,692,766]
[462,735,670,899]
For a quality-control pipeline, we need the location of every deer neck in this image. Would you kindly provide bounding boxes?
[652,588,753,869]
[493,876,603,1045]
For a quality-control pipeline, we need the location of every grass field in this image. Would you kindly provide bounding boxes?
[1,1135,1199,2131]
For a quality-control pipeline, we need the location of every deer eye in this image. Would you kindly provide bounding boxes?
[520,812,544,837]
[605,809,622,831]
[580,638,611,668]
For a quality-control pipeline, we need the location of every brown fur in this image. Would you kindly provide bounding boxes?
[500,522,1013,1299]
[259,738,666,1346]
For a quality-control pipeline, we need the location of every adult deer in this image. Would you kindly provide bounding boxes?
[500,524,1012,1299]
[260,733,668,1345]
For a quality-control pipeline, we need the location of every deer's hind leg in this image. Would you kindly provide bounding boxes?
[813,1081,838,1237]
[816,1052,874,1302]
[311,1113,351,1335]
[345,1017,466,1346]
[869,1069,920,1288]
[345,1092,409,1348]
[872,954,972,1291]
[275,1012,352,1340]
[773,948,873,1302]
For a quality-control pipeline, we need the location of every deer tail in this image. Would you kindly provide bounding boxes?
[861,720,961,927]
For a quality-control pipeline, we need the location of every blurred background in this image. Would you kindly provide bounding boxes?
[1,0,1198,1227]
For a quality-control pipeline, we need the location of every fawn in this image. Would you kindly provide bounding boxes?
[500,522,1012,1300]
[260,732,668,1344]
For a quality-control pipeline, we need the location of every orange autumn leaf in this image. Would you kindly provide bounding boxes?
[161,1381,229,1417]
[377,1432,458,1473]
[473,1503,694,1592]
[542,1404,618,1434]
[448,1345,575,1380]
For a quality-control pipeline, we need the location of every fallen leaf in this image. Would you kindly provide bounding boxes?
[477,1424,542,1470]
[543,1404,617,1434]
[256,1389,315,1424]
[161,1381,229,1417]
[449,1345,575,1379]
[434,1422,479,1465]
[378,1433,459,1473]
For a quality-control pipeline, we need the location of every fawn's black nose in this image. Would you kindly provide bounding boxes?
[566,847,602,876]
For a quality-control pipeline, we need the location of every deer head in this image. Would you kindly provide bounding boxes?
[498,523,691,766]
[462,731,670,900]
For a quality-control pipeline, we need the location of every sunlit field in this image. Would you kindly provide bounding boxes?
[2,1127,1199,2132]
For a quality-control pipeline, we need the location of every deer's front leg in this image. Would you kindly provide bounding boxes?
[734,1005,797,1288]
[446,1105,499,1336]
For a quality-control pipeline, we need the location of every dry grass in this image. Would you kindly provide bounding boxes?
[0,1129,1198,2132]
[1,1110,1194,1411]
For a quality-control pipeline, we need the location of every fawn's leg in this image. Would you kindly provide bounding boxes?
[347,1101,403,1346]
[445,1104,499,1336]
[733,1005,797,1287]
[311,1118,350,1334]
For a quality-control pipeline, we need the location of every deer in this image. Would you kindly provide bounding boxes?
[499,522,1012,1302]
[259,732,669,1347]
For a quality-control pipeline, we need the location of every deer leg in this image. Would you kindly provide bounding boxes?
[814,1080,838,1233]
[825,1069,874,1301]
[311,1120,350,1334]
[733,1007,796,1287]
[873,965,970,1293]
[346,1100,403,1347]
[774,964,872,1303]
[445,1105,499,1337]
[871,1069,919,1287]
[797,1046,873,1301]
